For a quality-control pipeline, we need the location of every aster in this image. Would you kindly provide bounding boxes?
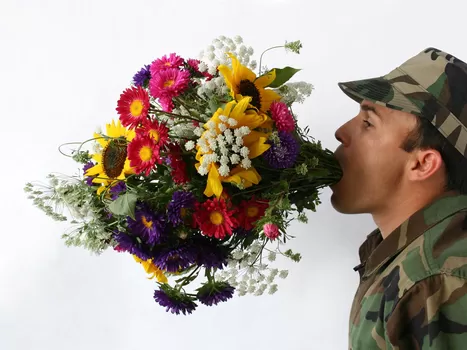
[149,68,191,100]
[127,203,167,245]
[194,197,238,240]
[112,231,152,261]
[270,101,295,132]
[153,284,197,315]
[127,134,161,176]
[116,86,150,130]
[237,196,269,231]
[132,64,151,87]
[166,144,189,184]
[150,53,184,73]
[154,245,197,273]
[83,161,95,186]
[193,237,229,269]
[167,191,196,226]
[263,131,300,169]
[140,118,169,150]
[109,181,126,200]
[196,281,235,306]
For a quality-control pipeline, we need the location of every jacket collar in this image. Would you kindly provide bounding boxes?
[355,192,467,278]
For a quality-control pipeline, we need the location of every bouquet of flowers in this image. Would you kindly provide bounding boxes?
[25,35,342,315]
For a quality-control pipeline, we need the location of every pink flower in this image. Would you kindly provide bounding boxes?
[159,96,174,112]
[150,53,184,73]
[270,101,295,132]
[187,58,213,80]
[263,223,280,240]
[149,68,190,100]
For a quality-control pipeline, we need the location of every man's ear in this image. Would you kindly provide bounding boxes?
[407,148,444,182]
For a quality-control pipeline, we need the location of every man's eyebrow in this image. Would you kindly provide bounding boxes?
[361,103,382,119]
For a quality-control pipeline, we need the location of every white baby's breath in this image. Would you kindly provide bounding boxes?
[230,154,240,164]
[218,164,230,177]
[184,141,195,151]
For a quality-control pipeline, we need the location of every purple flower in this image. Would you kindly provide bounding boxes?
[112,231,152,261]
[154,245,196,273]
[196,282,235,306]
[167,191,196,226]
[127,203,167,245]
[153,285,197,315]
[133,64,151,87]
[263,131,300,169]
[83,161,95,186]
[194,238,229,269]
[110,181,126,200]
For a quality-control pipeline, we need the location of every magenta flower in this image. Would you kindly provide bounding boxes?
[263,223,280,240]
[150,53,184,73]
[270,101,295,132]
[149,68,190,100]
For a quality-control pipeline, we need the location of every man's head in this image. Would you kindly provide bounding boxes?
[330,48,467,215]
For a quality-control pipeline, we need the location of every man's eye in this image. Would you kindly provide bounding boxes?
[363,119,372,128]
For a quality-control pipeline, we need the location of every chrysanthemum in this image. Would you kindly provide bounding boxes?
[140,118,169,149]
[112,231,152,261]
[127,203,167,245]
[153,284,197,315]
[218,53,281,113]
[154,245,197,273]
[149,68,190,100]
[196,282,235,306]
[150,53,184,73]
[127,135,161,176]
[116,86,150,130]
[237,197,269,231]
[132,64,151,87]
[166,144,189,185]
[263,131,300,169]
[85,119,135,195]
[194,197,238,239]
[270,101,295,132]
[167,191,196,226]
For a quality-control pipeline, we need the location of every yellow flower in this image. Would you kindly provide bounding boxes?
[133,255,168,283]
[218,53,282,113]
[85,119,135,195]
[195,96,271,198]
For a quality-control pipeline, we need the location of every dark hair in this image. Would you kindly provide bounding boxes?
[400,116,467,194]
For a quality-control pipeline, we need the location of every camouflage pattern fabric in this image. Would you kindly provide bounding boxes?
[349,192,467,349]
[338,47,467,158]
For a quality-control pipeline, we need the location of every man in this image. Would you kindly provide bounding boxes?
[331,48,467,349]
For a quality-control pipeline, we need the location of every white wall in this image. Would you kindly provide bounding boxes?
[2,0,466,349]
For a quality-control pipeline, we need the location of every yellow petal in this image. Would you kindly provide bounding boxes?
[255,69,276,88]
[218,64,235,98]
[259,88,282,112]
[227,53,257,91]
[204,164,223,198]
[224,167,261,187]
[248,137,271,159]
[243,131,269,147]
[86,163,104,176]
[234,109,268,130]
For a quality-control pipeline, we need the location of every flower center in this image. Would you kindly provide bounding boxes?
[246,206,259,218]
[139,146,153,162]
[238,79,261,110]
[141,215,153,229]
[130,100,143,117]
[209,211,224,225]
[149,130,160,143]
[164,79,175,88]
[180,207,188,218]
[102,139,128,178]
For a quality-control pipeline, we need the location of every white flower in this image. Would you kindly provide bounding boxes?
[184,141,195,151]
[268,284,278,295]
[234,35,243,44]
[267,251,277,262]
[238,45,247,55]
[208,129,217,138]
[227,118,238,127]
[232,145,240,153]
[219,123,227,132]
[219,114,228,122]
[220,155,230,165]
[232,250,244,259]
[207,45,215,52]
[220,146,229,156]
[206,80,216,91]
[230,154,240,164]
[250,60,257,70]
[208,52,216,61]
[198,166,208,176]
[207,120,216,130]
[242,273,249,281]
[241,158,252,169]
[198,62,208,72]
[239,126,251,136]
[236,137,243,146]
[215,41,224,49]
[269,268,279,278]
[257,274,266,282]
[248,285,256,294]
[279,270,289,279]
[208,65,217,75]
[240,146,250,158]
[247,47,254,55]
[219,164,230,177]
[194,127,204,137]
[207,137,217,151]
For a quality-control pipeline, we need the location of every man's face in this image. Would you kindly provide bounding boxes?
[330,100,418,215]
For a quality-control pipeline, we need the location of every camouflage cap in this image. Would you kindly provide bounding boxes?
[338,47,467,158]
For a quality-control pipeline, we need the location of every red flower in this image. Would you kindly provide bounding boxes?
[237,197,269,230]
[140,118,169,149]
[127,135,161,176]
[116,86,150,130]
[194,198,238,239]
[167,144,189,184]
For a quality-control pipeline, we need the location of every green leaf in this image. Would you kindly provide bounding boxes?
[108,192,138,220]
[265,67,301,88]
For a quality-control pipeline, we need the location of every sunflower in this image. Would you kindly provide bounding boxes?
[85,119,136,195]
[218,53,282,113]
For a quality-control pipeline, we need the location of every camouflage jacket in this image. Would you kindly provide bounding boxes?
[349,192,467,349]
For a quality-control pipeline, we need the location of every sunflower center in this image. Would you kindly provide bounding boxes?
[209,211,224,225]
[141,215,153,229]
[164,80,175,88]
[238,79,261,110]
[149,130,160,143]
[139,146,153,162]
[130,100,144,117]
[246,206,259,218]
[102,139,128,179]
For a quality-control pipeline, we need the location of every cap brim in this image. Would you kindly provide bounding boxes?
[338,77,423,116]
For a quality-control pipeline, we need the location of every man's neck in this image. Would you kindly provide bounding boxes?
[372,189,449,239]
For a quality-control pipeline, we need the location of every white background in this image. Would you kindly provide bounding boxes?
[1,0,466,349]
